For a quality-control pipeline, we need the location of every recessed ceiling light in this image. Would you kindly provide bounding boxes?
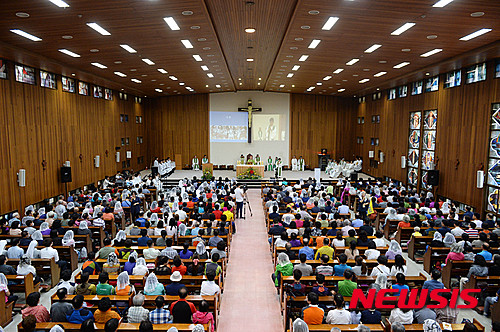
[191,26,200,30]
[239,82,242,85]
[308,10,320,15]
[141,74,148,77]
[155,89,163,93]
[292,85,295,88]
[391,22,416,35]
[169,76,178,80]
[338,88,345,92]
[393,61,410,68]
[158,68,168,74]
[374,71,387,77]
[130,69,137,72]
[193,55,203,61]
[342,79,347,82]
[379,60,387,63]
[316,82,322,85]
[120,44,137,53]
[427,35,438,40]
[335,83,340,86]
[420,48,442,57]
[58,49,80,57]
[91,62,107,69]
[364,44,382,53]
[294,37,303,41]
[216,84,221,88]
[247,58,254,62]
[359,78,370,83]
[48,0,70,8]
[62,35,73,39]
[245,28,256,33]
[71,73,75,76]
[352,74,359,77]
[164,17,180,30]
[179,82,185,86]
[346,58,359,65]
[207,73,214,78]
[151,79,156,82]
[308,39,321,49]
[114,71,127,77]
[363,68,370,72]
[10,29,42,41]
[280,84,285,88]
[15,12,30,18]
[284,60,290,63]
[131,79,141,83]
[401,48,411,52]
[322,17,339,30]
[201,65,209,71]
[86,23,111,36]
[323,76,332,80]
[299,55,309,61]
[90,49,99,53]
[287,73,294,78]
[160,83,165,86]
[432,0,454,7]
[426,72,430,76]
[181,39,193,48]
[333,68,344,74]
[198,38,207,42]
[459,28,492,41]
[142,58,155,65]
[290,46,298,50]
[301,25,310,30]
[182,11,193,15]
[470,12,484,17]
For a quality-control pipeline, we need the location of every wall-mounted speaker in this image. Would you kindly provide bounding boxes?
[61,166,72,183]
[379,152,384,163]
[477,170,484,188]
[401,156,406,169]
[116,152,120,163]
[428,170,439,186]
[95,155,100,168]
[368,151,374,158]
[18,169,26,187]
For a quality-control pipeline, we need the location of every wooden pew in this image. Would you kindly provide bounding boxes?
[441,260,493,289]
[0,290,13,327]
[6,273,40,299]
[18,323,210,332]
[6,257,60,288]
[286,258,401,273]
[384,318,484,332]
[464,275,500,293]
[275,246,389,265]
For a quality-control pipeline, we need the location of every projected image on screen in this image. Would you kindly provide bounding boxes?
[210,111,248,142]
[253,114,285,141]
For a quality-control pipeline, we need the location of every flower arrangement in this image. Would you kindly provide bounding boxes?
[202,169,213,181]
[237,167,262,179]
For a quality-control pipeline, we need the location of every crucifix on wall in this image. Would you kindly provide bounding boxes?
[238,99,262,143]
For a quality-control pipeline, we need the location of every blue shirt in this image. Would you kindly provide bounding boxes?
[137,218,147,227]
[478,250,493,261]
[165,282,185,296]
[298,246,315,260]
[66,308,93,324]
[352,219,364,228]
[6,246,24,259]
[137,236,151,246]
[391,284,409,296]
[422,279,444,292]
[122,201,131,207]
[334,264,352,277]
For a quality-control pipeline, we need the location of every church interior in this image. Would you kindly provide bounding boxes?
[0,0,499,332]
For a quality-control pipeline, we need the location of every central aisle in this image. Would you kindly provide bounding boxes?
[217,189,283,332]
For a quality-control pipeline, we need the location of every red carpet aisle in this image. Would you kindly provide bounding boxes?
[217,189,283,332]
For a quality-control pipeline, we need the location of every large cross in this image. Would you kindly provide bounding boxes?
[238,99,262,143]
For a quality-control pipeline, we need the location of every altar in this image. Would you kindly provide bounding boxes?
[236,164,265,177]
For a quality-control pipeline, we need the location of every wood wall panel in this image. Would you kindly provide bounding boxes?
[0,63,146,214]
[355,60,500,212]
[290,94,356,168]
[145,94,209,168]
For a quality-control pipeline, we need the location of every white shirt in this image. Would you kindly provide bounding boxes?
[338,205,350,214]
[390,265,407,276]
[365,249,381,260]
[370,265,390,277]
[235,188,244,202]
[143,248,161,260]
[40,247,59,262]
[373,238,386,247]
[389,308,414,324]
[326,309,352,324]
[333,239,345,247]
[200,280,221,296]
[175,210,187,221]
[451,227,465,237]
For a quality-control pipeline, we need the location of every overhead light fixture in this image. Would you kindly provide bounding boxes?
[201,65,209,71]
[338,88,345,92]
[316,82,322,85]
[181,39,193,48]
[432,0,454,7]
[299,55,309,61]
[163,17,180,30]
[420,48,443,57]
[58,49,80,57]
[308,39,321,49]
[245,28,256,33]
[459,28,492,41]
[247,58,254,62]
[257,83,261,85]
[207,73,214,78]
[157,68,168,74]
[193,55,203,61]
[292,65,300,71]
[48,0,69,7]
[322,16,339,30]
[279,84,285,88]
[169,76,178,80]
[215,84,221,88]
[142,58,155,65]
[333,68,344,74]
[364,44,382,53]
[359,78,370,83]
[114,71,127,77]
[374,71,387,77]
[10,29,42,41]
[120,44,137,53]
[179,82,185,86]
[86,23,111,36]
[155,89,163,93]
[91,62,107,69]
[131,79,142,83]
[287,73,294,78]
[323,76,332,80]
[346,58,359,65]
[391,22,416,36]
[393,61,410,68]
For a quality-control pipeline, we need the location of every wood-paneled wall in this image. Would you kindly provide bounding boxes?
[355,60,500,212]
[145,94,209,168]
[0,63,146,214]
[290,94,357,168]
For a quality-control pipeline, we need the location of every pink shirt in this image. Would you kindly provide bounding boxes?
[295,219,303,228]
[445,252,464,264]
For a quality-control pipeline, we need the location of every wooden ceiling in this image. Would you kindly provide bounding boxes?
[0,0,498,97]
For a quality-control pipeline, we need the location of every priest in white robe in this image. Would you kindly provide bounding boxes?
[298,156,305,171]
[267,156,273,171]
[202,155,209,164]
[276,158,283,178]
[291,156,298,171]
[192,156,200,170]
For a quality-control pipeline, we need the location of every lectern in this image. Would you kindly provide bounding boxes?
[318,154,330,171]
[202,163,213,174]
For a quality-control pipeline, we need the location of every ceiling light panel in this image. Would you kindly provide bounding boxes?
[393,61,410,68]
[322,17,339,30]
[114,71,127,77]
[164,17,180,30]
[420,48,443,57]
[364,44,382,53]
[308,39,321,49]
[58,49,80,57]
[292,65,300,71]
[373,71,387,77]
[10,29,42,41]
[459,28,492,41]
[86,23,111,36]
[432,0,454,7]
[193,55,203,61]
[48,0,70,8]
[120,44,137,53]
[333,68,344,74]
[299,55,309,61]
[181,40,194,48]
[142,58,155,65]
[346,58,359,65]
[157,69,168,74]
[391,22,416,36]
[91,62,107,69]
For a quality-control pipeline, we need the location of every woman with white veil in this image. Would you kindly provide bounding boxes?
[132,257,149,276]
[150,213,159,227]
[113,230,127,247]
[370,274,388,292]
[178,223,187,237]
[441,202,450,215]
[144,273,165,295]
[114,201,124,217]
[77,220,91,236]
[115,271,135,313]
[38,207,46,217]
[443,233,456,247]
[31,230,43,245]
[386,240,403,260]
[196,242,208,259]
[292,318,309,332]
[49,325,65,332]
[0,273,17,305]
[150,201,159,212]
[17,255,37,279]
[26,240,39,259]
[40,222,51,236]
[103,193,111,202]
[0,241,6,256]
[62,230,75,246]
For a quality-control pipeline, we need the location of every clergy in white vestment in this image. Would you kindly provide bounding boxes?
[192,156,200,170]
[267,156,273,171]
[298,156,305,171]
[276,158,283,178]
[202,155,209,164]
[291,156,298,171]
[153,158,159,167]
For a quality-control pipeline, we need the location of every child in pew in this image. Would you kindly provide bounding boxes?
[96,272,116,296]
[311,274,334,297]
[75,272,96,295]
[193,300,215,332]
[287,269,306,296]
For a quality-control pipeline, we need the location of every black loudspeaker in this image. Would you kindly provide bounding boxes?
[427,170,439,186]
[61,166,72,183]
[350,172,358,181]
[151,166,158,176]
